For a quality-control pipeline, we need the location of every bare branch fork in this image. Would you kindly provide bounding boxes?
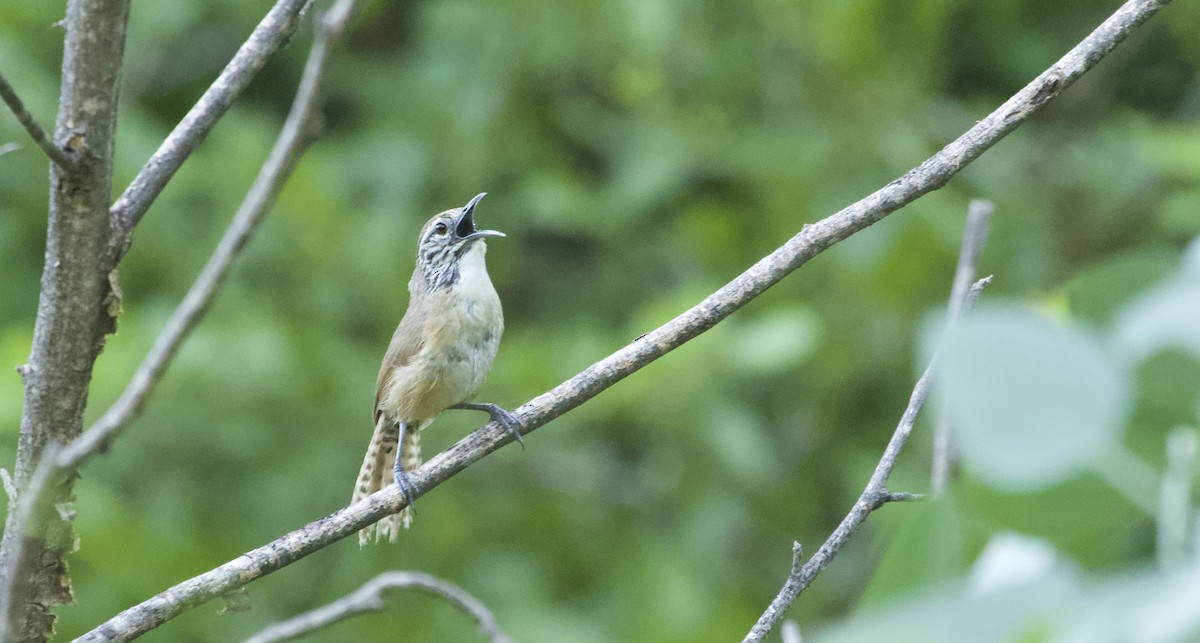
[60,0,354,469]
[107,0,314,258]
[0,1,133,639]
[3,0,354,603]
[74,0,1171,639]
[244,571,512,643]
[0,72,76,168]
[0,0,344,639]
[741,276,992,643]
[3,0,314,518]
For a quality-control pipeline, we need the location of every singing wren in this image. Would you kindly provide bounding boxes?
[352,192,521,545]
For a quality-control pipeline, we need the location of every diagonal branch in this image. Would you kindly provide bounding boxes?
[59,0,355,470]
[742,277,991,643]
[0,70,76,168]
[77,0,1171,639]
[244,571,511,643]
[107,0,313,256]
[930,199,993,496]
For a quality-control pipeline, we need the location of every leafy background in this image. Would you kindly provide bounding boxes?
[2,1,1200,640]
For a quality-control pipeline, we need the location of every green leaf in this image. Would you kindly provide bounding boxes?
[968,532,1060,595]
[1115,278,1200,363]
[938,306,1131,491]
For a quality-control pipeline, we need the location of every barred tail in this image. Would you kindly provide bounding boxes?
[352,416,401,545]
[352,417,431,546]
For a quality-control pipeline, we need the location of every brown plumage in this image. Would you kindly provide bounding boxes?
[352,193,513,545]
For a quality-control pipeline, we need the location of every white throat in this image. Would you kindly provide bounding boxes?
[457,241,490,287]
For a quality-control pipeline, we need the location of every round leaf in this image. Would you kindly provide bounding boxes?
[939,307,1131,491]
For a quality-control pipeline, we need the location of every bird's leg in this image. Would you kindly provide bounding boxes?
[451,402,525,448]
[392,421,418,506]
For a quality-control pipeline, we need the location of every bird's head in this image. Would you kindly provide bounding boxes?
[416,192,504,290]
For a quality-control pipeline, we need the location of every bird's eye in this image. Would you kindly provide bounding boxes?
[433,222,449,235]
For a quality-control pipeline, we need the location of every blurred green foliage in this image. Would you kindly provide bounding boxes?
[834,247,1200,640]
[2,1,1199,641]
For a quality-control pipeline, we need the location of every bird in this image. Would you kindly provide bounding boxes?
[351,192,522,545]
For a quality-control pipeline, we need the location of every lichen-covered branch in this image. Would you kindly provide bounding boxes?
[244,571,511,643]
[77,1,1171,639]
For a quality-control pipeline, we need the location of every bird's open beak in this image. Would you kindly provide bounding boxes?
[455,192,505,241]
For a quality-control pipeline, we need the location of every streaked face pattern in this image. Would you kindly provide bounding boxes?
[415,193,505,291]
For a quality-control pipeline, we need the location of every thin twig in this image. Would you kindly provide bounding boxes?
[107,0,312,254]
[0,71,75,168]
[742,277,991,643]
[0,142,20,158]
[947,201,993,320]
[244,571,511,643]
[78,0,1169,638]
[58,0,353,470]
[931,199,993,496]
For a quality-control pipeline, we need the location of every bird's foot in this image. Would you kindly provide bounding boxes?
[453,402,526,448]
[393,458,418,507]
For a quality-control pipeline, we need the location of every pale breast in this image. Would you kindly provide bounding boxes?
[379,245,503,423]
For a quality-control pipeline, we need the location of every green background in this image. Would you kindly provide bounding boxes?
[2,1,1200,640]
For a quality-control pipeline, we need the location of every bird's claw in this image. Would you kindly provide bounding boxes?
[454,402,526,448]
[491,406,525,448]
[393,463,418,506]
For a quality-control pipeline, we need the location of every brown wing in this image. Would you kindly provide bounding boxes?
[372,281,426,426]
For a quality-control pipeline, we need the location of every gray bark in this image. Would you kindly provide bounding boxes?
[0,1,131,641]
